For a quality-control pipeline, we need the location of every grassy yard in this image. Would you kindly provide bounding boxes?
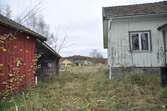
[0,65,167,111]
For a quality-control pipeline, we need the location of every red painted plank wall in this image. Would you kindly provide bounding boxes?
[0,25,36,95]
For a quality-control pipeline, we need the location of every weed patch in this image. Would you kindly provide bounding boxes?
[1,65,167,111]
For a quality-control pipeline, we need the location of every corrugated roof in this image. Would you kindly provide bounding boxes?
[103,1,167,18]
[0,14,46,41]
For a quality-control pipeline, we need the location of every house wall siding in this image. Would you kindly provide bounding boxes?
[40,60,58,80]
[165,31,167,63]
[108,15,167,67]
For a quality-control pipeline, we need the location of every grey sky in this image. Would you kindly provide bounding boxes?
[2,0,163,57]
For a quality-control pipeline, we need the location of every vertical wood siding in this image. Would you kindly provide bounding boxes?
[108,16,167,68]
[0,25,35,93]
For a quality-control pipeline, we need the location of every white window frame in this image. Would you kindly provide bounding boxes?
[129,31,151,52]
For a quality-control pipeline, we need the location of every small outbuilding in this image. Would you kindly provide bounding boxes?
[36,41,61,80]
[60,59,74,70]
[0,14,60,96]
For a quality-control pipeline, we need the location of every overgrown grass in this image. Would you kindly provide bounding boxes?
[0,65,167,111]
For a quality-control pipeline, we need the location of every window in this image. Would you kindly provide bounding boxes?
[48,63,53,68]
[130,31,151,52]
[132,33,139,50]
[141,33,149,50]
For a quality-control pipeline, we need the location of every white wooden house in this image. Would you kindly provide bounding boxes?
[102,1,167,79]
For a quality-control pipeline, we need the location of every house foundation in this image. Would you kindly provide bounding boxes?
[110,67,160,78]
[160,67,167,87]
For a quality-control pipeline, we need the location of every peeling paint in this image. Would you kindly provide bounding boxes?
[107,16,167,68]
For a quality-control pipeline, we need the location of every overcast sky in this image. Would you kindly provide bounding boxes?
[2,0,163,57]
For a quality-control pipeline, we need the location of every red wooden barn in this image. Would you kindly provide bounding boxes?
[0,14,60,97]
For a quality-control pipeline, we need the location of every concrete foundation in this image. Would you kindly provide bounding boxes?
[110,67,160,78]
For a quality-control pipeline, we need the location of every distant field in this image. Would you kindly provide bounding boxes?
[1,65,167,111]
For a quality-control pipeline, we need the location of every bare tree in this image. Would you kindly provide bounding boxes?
[3,1,70,53]
[0,3,11,17]
[15,1,42,25]
[47,32,72,53]
[4,5,12,18]
[56,35,68,53]
[36,17,50,36]
[90,49,103,58]
[24,11,38,30]
[23,11,70,53]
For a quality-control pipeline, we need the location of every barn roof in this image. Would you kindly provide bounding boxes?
[0,14,46,41]
[103,1,167,18]
[0,14,61,57]
[40,41,61,58]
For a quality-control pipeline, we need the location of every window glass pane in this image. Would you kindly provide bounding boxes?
[132,34,139,50]
[141,33,149,50]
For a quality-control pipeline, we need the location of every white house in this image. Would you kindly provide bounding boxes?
[102,1,167,79]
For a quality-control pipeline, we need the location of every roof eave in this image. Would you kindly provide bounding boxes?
[105,13,167,20]
[0,14,47,41]
[37,39,61,58]
[158,23,167,31]
[42,42,61,58]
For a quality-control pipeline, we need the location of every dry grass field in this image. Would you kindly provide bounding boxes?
[0,65,167,111]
